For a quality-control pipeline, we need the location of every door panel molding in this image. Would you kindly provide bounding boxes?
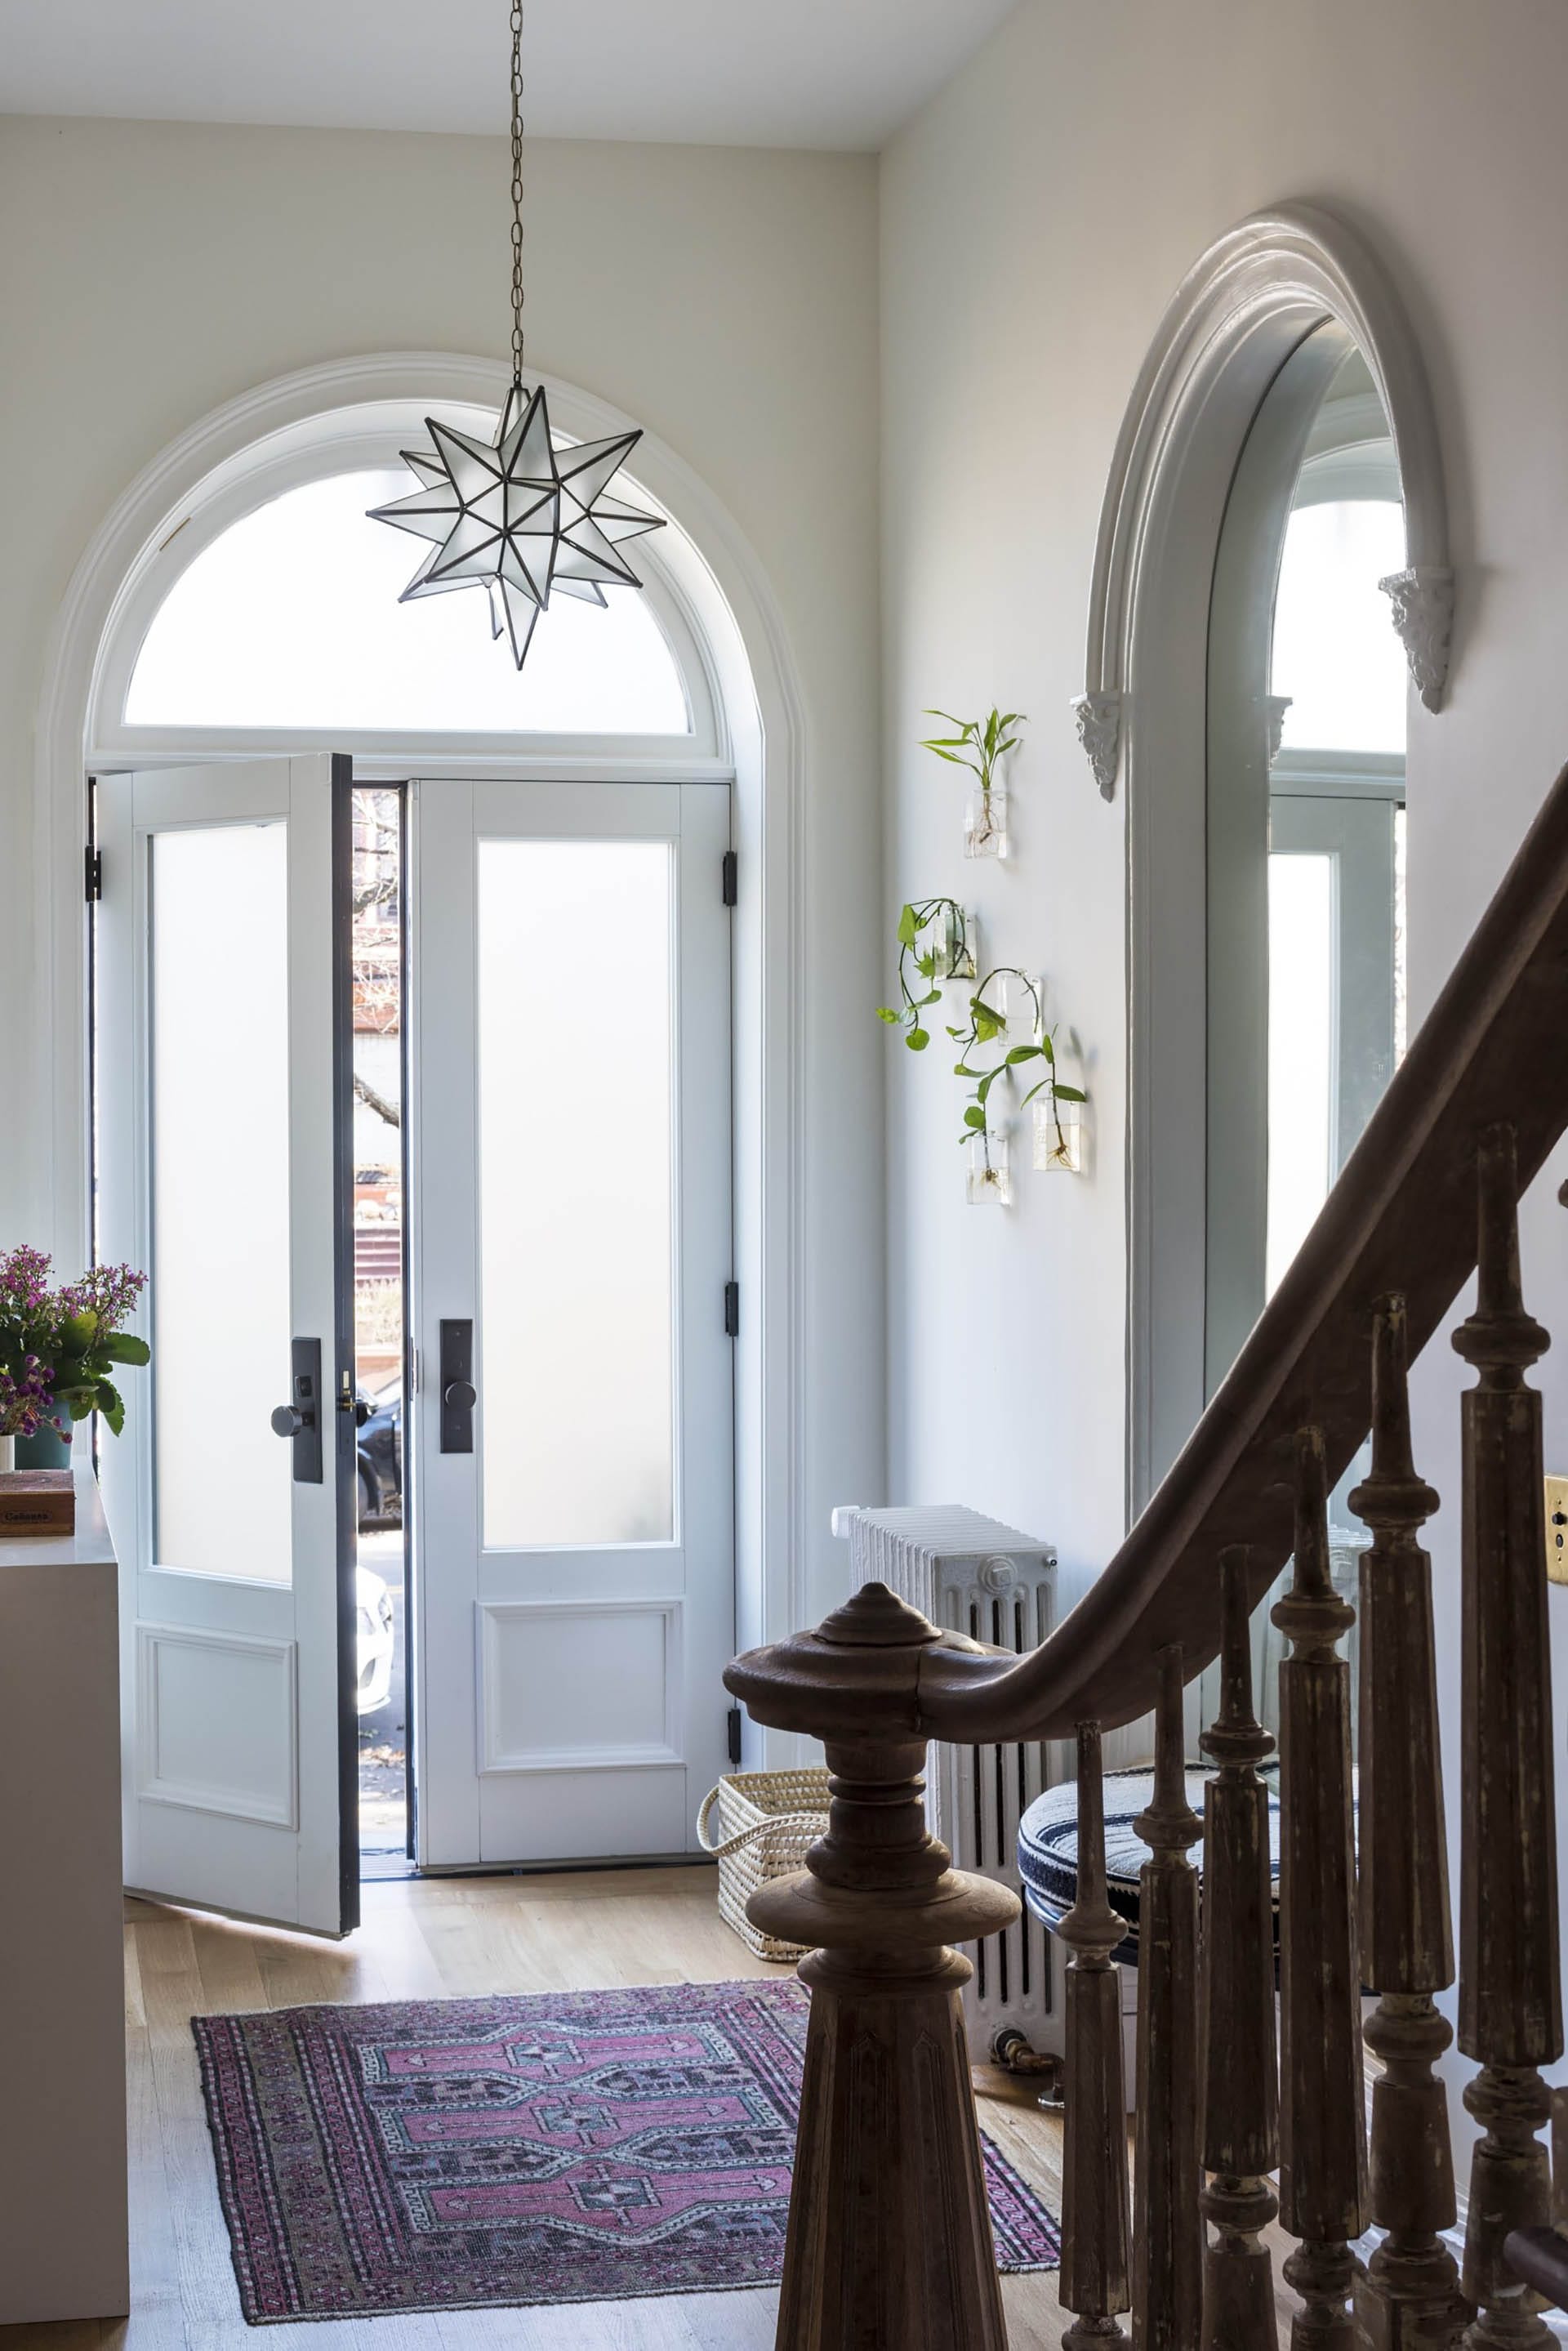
[136,1624,299,1828]
[475,1599,684,1775]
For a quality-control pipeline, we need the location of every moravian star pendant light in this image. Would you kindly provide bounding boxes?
[368,1,664,669]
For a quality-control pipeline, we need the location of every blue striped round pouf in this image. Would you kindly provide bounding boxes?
[1017,1764,1284,1967]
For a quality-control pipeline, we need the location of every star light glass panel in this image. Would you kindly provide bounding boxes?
[368,381,666,670]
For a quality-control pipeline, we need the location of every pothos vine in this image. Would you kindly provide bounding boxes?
[877,900,1085,1176]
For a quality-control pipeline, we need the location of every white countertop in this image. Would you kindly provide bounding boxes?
[0,1456,116,1569]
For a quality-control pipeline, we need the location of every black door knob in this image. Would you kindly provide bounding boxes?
[270,1403,307,1438]
[443,1380,477,1412]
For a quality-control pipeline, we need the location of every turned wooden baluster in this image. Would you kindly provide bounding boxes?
[724,1583,1018,2351]
[1199,1545,1279,2351]
[1060,1720,1134,2351]
[1352,1292,1467,2351]
[1454,1126,1561,2351]
[1272,1426,1367,2351]
[1133,1647,1203,2351]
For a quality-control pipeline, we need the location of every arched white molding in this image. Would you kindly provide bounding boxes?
[1073,201,1454,801]
[33,349,812,1708]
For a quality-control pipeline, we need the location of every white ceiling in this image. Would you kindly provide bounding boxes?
[0,0,1018,150]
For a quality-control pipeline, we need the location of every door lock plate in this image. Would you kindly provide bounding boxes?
[439,1319,476,1453]
[1547,1476,1568,1585]
[278,1337,323,1483]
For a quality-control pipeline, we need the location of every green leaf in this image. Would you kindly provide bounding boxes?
[104,1332,150,1366]
[897,903,919,946]
[915,952,937,979]
[976,1070,996,1103]
[876,1006,901,1024]
[906,1028,929,1051]
[96,1379,125,1437]
[1004,1044,1042,1064]
[1040,1033,1056,1062]
[963,1104,987,1130]
[1053,1083,1088,1102]
[919,989,942,1007]
[1019,1079,1049,1108]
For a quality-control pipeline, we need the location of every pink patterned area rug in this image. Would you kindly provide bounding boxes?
[194,1977,1059,2323]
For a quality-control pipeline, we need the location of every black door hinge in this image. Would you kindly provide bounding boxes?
[724,1280,740,1337]
[84,845,102,903]
[727,1705,744,1769]
[721,849,738,907]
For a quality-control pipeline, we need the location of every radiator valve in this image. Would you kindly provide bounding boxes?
[990,2026,1064,2107]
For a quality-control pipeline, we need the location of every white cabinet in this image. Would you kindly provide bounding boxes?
[0,1461,129,2322]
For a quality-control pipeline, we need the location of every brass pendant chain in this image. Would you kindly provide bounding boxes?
[510,0,524,387]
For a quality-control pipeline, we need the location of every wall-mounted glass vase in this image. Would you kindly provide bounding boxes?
[964,780,1009,861]
[994,970,1043,1045]
[1032,1091,1085,1175]
[966,1126,1012,1206]
[933,903,978,981]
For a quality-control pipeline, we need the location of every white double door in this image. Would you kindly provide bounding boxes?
[97,760,735,1931]
[409,778,735,1869]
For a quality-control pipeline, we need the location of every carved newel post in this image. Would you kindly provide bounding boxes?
[725,1582,1019,2351]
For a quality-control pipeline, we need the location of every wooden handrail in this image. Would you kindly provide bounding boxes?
[916,759,1568,1742]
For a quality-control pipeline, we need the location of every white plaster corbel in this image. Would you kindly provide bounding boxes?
[1072,689,1122,801]
[1378,565,1454,712]
[1266,694,1293,764]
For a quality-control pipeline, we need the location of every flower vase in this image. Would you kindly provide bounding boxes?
[16,1405,75,1471]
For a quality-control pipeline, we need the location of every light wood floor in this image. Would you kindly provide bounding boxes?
[0,1865,1080,2351]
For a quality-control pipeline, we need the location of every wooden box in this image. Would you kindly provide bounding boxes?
[0,1470,77,1534]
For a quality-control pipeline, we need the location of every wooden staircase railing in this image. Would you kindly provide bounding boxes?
[726,761,1568,2351]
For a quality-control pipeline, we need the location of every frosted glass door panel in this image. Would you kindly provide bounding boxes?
[152,823,292,1581]
[479,839,675,1549]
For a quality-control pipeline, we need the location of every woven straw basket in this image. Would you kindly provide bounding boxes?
[695,1767,833,1962]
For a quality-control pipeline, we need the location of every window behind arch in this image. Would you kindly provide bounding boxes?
[1272,496,1406,755]
[126,470,692,734]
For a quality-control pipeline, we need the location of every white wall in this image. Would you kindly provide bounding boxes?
[0,115,883,1626]
[880,0,1568,2126]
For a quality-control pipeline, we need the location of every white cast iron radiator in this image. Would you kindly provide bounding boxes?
[831,1503,1060,2063]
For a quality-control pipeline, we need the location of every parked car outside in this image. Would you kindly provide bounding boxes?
[356,1381,402,1528]
[356,1564,395,1713]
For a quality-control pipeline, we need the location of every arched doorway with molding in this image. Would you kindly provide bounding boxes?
[38,354,807,1935]
[1069,207,1454,1751]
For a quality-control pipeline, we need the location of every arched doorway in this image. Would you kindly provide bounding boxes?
[47,356,804,1932]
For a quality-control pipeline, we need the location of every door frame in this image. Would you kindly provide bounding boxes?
[37,351,814,1770]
